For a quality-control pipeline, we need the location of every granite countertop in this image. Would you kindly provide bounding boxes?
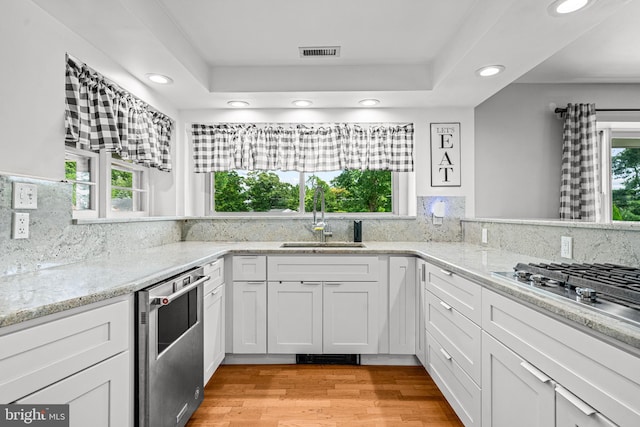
[1,240,639,350]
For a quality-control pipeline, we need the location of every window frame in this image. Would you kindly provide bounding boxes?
[597,121,640,223]
[65,146,150,219]
[64,147,99,219]
[205,170,400,216]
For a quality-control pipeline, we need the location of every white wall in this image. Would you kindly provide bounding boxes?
[180,108,476,217]
[0,0,181,216]
[474,83,640,219]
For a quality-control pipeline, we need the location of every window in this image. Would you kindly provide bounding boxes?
[65,147,98,218]
[598,123,640,222]
[109,157,148,215]
[64,146,149,218]
[209,170,394,214]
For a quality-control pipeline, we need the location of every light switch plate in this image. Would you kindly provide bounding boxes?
[12,182,38,209]
[561,236,573,259]
[481,228,488,244]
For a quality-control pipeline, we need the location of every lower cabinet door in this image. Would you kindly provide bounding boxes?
[556,386,618,427]
[232,281,267,353]
[482,332,555,427]
[415,259,427,368]
[16,351,131,427]
[268,281,323,354]
[204,283,225,385]
[323,281,379,354]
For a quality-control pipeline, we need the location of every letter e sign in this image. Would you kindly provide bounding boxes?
[430,123,461,187]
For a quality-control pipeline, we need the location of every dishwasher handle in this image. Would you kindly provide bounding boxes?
[153,275,210,306]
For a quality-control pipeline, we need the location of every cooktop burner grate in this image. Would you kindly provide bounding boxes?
[514,262,640,310]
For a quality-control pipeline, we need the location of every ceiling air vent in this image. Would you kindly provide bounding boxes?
[299,46,341,58]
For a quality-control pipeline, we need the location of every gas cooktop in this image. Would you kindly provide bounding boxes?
[493,262,640,327]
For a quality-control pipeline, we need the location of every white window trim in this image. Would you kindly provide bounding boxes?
[65,147,99,220]
[597,121,640,224]
[102,151,149,218]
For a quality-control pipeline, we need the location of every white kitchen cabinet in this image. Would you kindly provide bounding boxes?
[482,331,555,427]
[482,288,640,427]
[427,331,481,427]
[232,255,267,281]
[415,259,427,367]
[267,281,323,353]
[268,255,379,282]
[232,280,267,353]
[203,258,225,384]
[0,298,130,404]
[388,256,416,355]
[425,263,482,324]
[16,351,130,427]
[323,281,379,354]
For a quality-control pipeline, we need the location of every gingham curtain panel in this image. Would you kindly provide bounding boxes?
[559,103,600,221]
[64,55,173,172]
[191,123,414,173]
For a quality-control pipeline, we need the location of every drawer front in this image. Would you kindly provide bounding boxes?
[204,258,225,292]
[425,262,481,325]
[0,299,130,403]
[427,331,481,427]
[268,255,379,282]
[427,290,481,385]
[483,288,640,427]
[233,255,267,281]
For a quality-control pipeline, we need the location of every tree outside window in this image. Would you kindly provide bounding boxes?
[612,146,640,221]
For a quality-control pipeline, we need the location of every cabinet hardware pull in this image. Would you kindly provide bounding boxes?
[439,269,453,276]
[440,348,452,361]
[211,287,222,295]
[247,281,264,285]
[421,264,426,281]
[555,385,597,416]
[520,361,551,383]
[324,282,342,286]
[302,282,321,285]
[439,301,453,310]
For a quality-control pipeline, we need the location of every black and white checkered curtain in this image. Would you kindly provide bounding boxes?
[64,55,173,172]
[191,123,413,173]
[559,103,600,221]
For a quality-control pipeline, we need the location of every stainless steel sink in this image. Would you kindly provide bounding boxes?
[280,242,366,248]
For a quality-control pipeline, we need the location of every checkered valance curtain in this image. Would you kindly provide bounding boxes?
[190,123,414,173]
[64,55,173,172]
[559,103,600,221]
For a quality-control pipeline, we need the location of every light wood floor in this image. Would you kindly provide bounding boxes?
[187,364,464,427]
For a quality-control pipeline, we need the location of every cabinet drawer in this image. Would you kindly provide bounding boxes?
[483,288,640,427]
[233,255,266,281]
[425,262,481,325]
[0,300,129,403]
[268,255,379,282]
[427,331,481,427]
[204,258,224,291]
[426,290,481,385]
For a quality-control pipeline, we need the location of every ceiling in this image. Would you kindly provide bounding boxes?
[32,0,638,110]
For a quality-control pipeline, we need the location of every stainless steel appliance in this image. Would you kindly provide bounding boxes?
[493,262,640,326]
[137,267,210,427]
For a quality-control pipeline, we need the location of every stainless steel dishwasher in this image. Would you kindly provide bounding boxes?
[137,267,209,427]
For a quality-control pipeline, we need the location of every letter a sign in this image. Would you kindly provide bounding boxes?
[430,123,461,187]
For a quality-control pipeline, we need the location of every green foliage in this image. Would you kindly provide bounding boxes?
[65,161,77,206]
[214,170,392,213]
[111,169,133,200]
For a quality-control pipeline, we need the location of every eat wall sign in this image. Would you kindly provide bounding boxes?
[430,123,461,187]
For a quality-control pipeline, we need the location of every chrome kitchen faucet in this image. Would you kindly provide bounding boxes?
[312,185,332,242]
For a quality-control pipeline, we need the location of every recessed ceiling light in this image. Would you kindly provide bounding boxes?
[227,100,250,108]
[548,0,592,15]
[145,73,173,84]
[359,99,380,107]
[292,100,313,107]
[475,65,505,77]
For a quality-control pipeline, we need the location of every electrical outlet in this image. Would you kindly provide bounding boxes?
[481,228,488,244]
[12,182,38,209]
[12,212,29,239]
[561,236,573,259]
